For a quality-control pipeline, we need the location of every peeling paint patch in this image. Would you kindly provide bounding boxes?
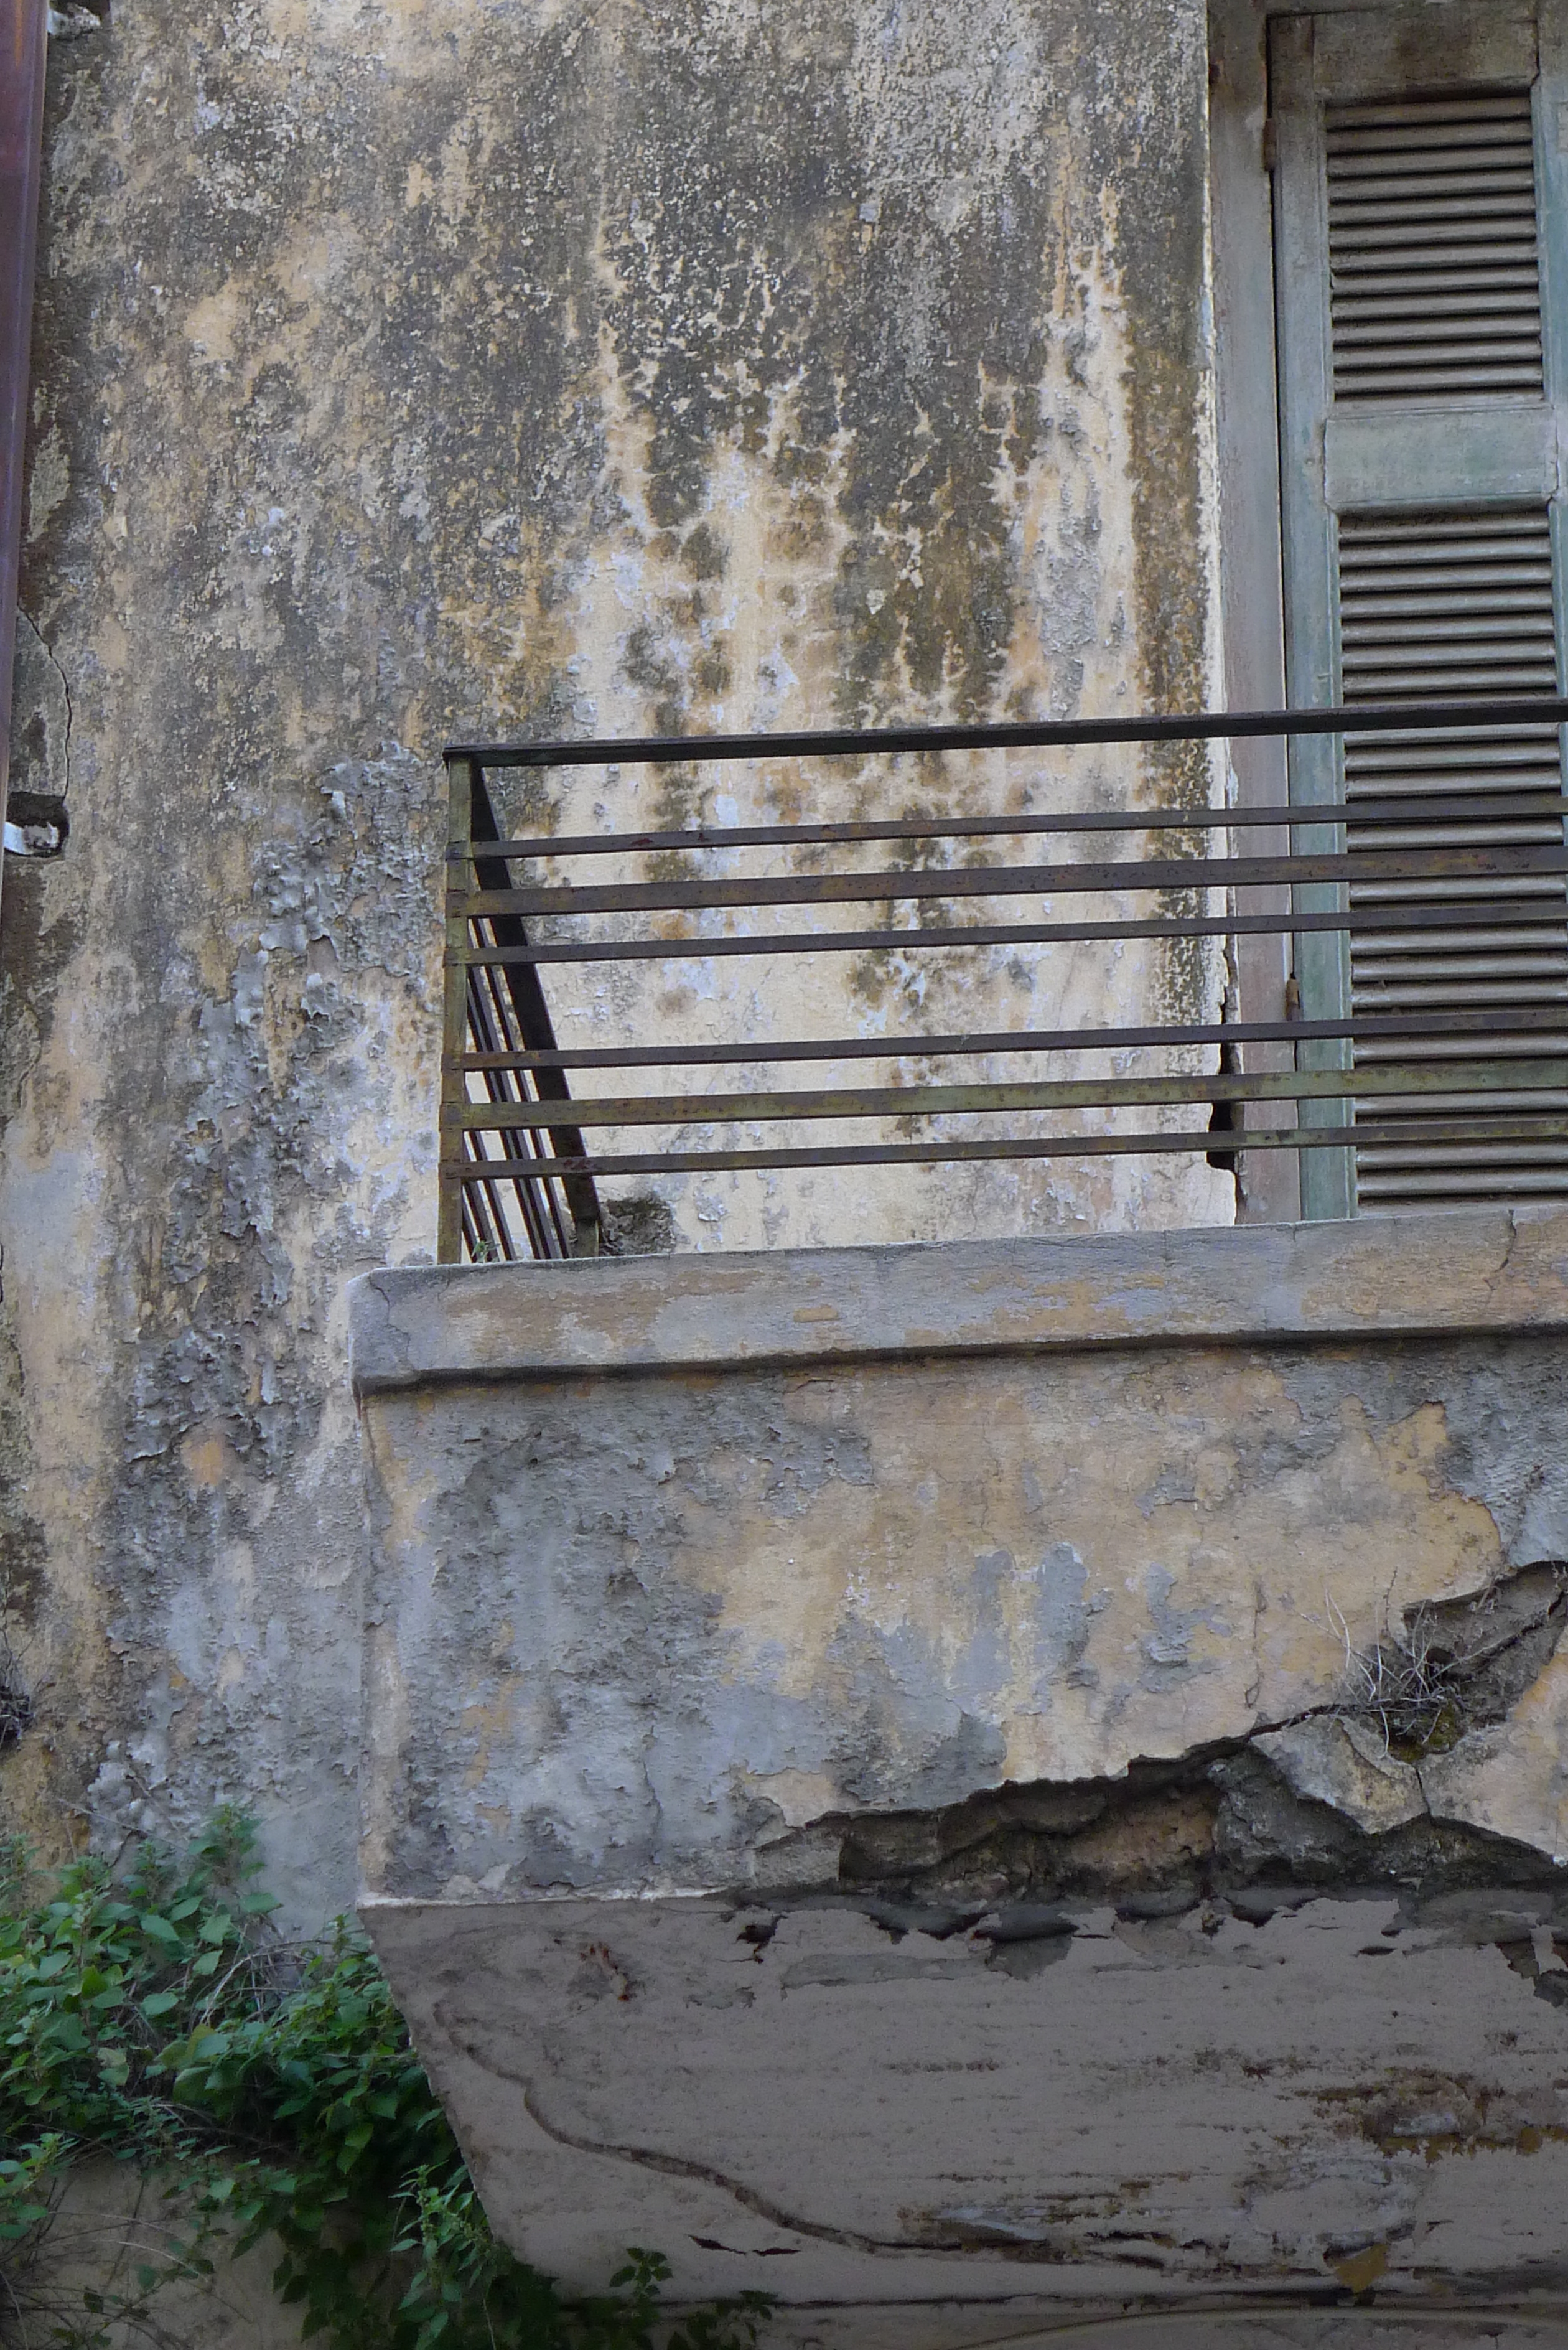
[355,1244,1568,1899]
[4,0,1234,1898]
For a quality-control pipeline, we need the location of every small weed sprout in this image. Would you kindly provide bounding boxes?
[1326,1594,1466,1761]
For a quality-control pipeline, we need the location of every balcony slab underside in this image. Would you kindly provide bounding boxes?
[352,1210,1568,2341]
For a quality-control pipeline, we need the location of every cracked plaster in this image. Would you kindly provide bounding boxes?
[0,0,1230,1903]
[357,1213,1568,2326]
[355,1222,1568,1901]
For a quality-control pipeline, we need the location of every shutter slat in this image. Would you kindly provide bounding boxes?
[1332,268,1541,291]
[1331,147,1537,175]
[1332,225,1539,250]
[1339,661,1557,688]
[1330,96,1541,129]
[1327,90,1544,400]
[1337,506,1568,1206]
[1342,616,1557,639]
[1332,374,1543,398]
[1337,339,1544,360]
[1330,192,1537,220]
[1343,550,1551,564]
[1342,617,1556,640]
[1356,954,1568,975]
[1347,820,1562,842]
[1335,293,1542,318]
[1343,594,1550,614]
[1337,316,1541,342]
[1349,876,1566,900]
[1357,1093,1568,1113]
[1355,1025,1568,1054]
[1351,981,1568,1004]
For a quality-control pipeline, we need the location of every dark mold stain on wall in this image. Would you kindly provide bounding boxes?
[0,0,1219,1902]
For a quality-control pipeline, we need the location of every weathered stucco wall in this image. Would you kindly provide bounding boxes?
[0,0,1225,1898]
[355,1210,1568,2329]
[355,1209,1568,1899]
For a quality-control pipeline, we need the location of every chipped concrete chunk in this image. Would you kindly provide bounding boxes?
[1420,1643,1568,1864]
[1252,1715,1427,1835]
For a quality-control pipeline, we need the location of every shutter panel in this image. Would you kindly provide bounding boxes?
[1271,4,1568,1215]
[1327,93,1545,403]
[1338,508,1568,1204]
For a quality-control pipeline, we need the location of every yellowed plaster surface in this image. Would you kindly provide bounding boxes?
[0,0,1227,1898]
[354,1232,1568,2326]
[667,1366,1504,1788]
[355,1284,1568,1897]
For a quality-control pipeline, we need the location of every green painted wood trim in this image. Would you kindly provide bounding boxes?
[1271,12,1353,1220]
[1536,0,1568,837]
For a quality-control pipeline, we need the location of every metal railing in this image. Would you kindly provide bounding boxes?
[438,698,1568,1263]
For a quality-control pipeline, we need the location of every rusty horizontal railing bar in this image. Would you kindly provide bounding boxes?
[455,1004,1568,1074]
[460,792,1568,862]
[454,897,1565,968]
[446,693,1568,771]
[444,1059,1568,1136]
[440,1113,1568,1184]
[450,843,1566,922]
[460,794,1568,863]
[441,703,1568,1260]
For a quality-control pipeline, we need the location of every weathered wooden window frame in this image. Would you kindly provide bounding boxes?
[1210,0,1299,1222]
[1209,0,1568,1220]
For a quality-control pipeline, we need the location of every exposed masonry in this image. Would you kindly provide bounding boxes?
[741,1563,1568,1989]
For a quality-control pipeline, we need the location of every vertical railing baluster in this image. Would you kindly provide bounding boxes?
[437,754,477,1264]
[469,770,602,1257]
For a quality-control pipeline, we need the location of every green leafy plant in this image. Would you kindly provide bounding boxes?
[0,1813,772,2350]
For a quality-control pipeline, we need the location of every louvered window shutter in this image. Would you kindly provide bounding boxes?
[1272,3,1568,1215]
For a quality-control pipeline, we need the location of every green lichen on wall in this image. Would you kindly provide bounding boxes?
[0,0,1221,1908]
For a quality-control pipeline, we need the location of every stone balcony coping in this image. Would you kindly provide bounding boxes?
[348,1202,1568,1393]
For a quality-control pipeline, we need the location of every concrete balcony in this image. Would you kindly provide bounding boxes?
[352,1207,1568,2346]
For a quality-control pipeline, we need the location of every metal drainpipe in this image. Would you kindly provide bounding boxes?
[0,0,47,928]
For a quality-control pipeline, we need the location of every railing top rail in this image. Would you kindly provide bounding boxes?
[439,695,1568,1257]
[444,694,1568,772]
